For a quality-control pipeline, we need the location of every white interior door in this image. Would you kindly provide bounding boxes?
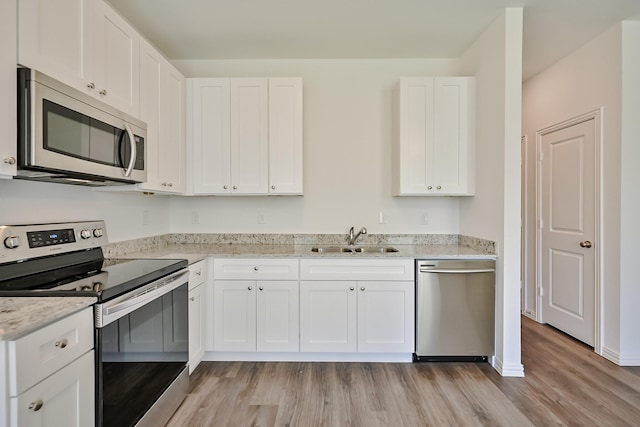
[540,117,597,346]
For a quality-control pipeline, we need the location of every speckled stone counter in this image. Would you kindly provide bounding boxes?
[0,297,96,341]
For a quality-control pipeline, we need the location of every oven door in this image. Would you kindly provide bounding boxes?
[95,269,189,427]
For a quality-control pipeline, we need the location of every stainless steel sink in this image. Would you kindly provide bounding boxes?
[311,246,399,254]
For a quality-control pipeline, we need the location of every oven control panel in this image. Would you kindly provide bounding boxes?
[0,221,108,264]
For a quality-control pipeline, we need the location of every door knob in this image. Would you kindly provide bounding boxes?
[579,240,592,248]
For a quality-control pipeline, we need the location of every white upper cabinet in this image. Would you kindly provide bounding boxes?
[138,38,185,193]
[393,77,475,196]
[18,0,140,117]
[188,77,303,196]
[268,78,303,195]
[230,78,269,194]
[0,0,17,177]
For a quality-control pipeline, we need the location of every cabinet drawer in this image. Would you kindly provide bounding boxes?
[8,307,94,396]
[214,258,299,280]
[189,260,207,290]
[300,258,414,281]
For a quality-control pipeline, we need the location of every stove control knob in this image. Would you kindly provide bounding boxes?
[93,228,104,238]
[4,236,20,249]
[80,229,92,239]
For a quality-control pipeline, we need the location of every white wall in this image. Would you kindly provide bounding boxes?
[170,59,462,234]
[459,8,524,376]
[522,22,640,364]
[619,21,640,364]
[0,179,171,242]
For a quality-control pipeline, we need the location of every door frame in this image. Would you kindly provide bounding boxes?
[535,108,603,354]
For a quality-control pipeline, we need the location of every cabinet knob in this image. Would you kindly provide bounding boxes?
[28,400,44,412]
[437,185,442,190]
[259,286,264,291]
[233,185,238,190]
[349,286,355,291]
[360,286,365,291]
[223,185,228,189]
[3,157,16,165]
[55,339,68,349]
[271,185,276,190]
[168,183,173,187]
[189,296,195,301]
[87,82,95,89]
[248,286,253,291]
[161,182,167,186]
[254,266,259,271]
[99,89,108,96]
[195,270,202,276]
[427,186,433,190]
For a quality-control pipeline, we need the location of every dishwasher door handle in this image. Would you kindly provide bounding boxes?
[419,268,496,274]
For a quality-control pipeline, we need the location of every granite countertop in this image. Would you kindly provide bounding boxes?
[0,297,96,341]
[118,242,497,261]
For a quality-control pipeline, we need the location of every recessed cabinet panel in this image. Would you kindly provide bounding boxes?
[394,76,474,196]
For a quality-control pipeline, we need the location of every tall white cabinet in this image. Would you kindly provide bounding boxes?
[18,0,140,117]
[137,38,186,194]
[188,77,303,195]
[0,0,16,178]
[393,77,475,196]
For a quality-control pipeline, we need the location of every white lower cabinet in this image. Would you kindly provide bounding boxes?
[213,258,300,352]
[188,262,207,373]
[299,280,414,353]
[1,307,95,427]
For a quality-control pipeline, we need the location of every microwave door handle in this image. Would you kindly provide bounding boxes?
[123,123,136,177]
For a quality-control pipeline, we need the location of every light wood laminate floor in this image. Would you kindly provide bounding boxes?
[167,317,640,426]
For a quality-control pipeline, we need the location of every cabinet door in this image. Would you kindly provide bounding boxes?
[1,0,16,177]
[357,281,415,353]
[395,77,434,195]
[300,281,357,352]
[10,350,94,427]
[256,281,299,352]
[213,280,257,351]
[158,63,186,192]
[92,0,139,117]
[138,39,162,190]
[189,78,231,194]
[433,77,473,195]
[162,287,189,352]
[230,78,269,194]
[17,0,94,94]
[188,283,205,374]
[268,78,303,195]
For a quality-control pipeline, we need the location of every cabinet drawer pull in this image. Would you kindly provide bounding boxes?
[271,185,276,190]
[427,186,433,190]
[28,400,44,412]
[259,286,264,291]
[195,270,202,276]
[189,297,195,301]
[87,82,95,89]
[349,286,355,291]
[99,89,107,96]
[55,339,68,349]
[360,286,365,291]
[248,286,253,291]
[223,185,228,189]
[233,185,238,190]
[254,266,259,271]
[3,157,16,165]
[437,185,442,190]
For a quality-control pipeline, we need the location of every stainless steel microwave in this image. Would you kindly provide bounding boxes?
[16,68,147,186]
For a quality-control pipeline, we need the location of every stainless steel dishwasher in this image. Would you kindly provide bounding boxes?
[414,259,495,362]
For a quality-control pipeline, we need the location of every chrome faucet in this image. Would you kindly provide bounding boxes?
[347,226,367,246]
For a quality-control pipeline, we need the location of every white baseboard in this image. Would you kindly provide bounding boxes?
[492,356,525,377]
[601,346,640,366]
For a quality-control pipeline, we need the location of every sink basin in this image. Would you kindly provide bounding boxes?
[311,246,399,254]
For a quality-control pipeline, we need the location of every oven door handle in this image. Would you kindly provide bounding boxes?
[95,269,188,327]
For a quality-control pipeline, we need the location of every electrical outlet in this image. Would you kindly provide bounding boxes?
[421,212,429,225]
[142,210,149,226]
[379,211,388,224]
[191,211,199,225]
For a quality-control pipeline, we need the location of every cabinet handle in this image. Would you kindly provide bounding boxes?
[248,286,253,291]
[161,182,167,186]
[427,186,433,190]
[437,185,442,190]
[195,270,202,276]
[28,400,44,412]
[189,297,195,301]
[271,185,276,190]
[349,286,355,291]
[223,185,228,189]
[55,339,68,349]
[360,286,365,291]
[99,89,108,96]
[254,266,259,271]
[233,185,238,190]
[87,82,95,89]
[259,286,264,291]
[168,183,173,187]
[3,157,16,165]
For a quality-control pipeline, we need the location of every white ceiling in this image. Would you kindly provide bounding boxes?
[107,0,640,79]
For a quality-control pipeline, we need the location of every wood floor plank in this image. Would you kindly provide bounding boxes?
[167,317,640,427]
